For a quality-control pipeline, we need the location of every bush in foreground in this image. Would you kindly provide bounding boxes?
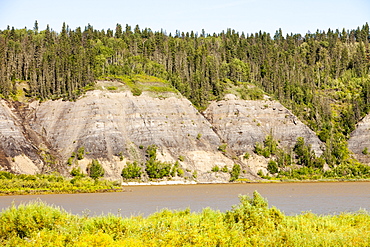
[0,192,369,246]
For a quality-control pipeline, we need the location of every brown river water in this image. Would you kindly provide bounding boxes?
[0,182,369,217]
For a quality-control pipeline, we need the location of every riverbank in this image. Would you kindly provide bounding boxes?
[0,172,122,196]
[1,170,370,196]
[1,192,368,246]
[122,180,197,186]
[122,178,370,186]
[0,188,124,196]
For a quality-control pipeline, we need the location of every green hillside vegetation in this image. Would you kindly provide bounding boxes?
[1,22,369,176]
[121,145,185,181]
[0,192,369,246]
[253,135,370,180]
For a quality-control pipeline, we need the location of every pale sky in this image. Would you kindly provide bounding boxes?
[0,0,369,35]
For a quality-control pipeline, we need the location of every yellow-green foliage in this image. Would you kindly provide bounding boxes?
[0,192,369,246]
[0,172,121,195]
[101,74,177,96]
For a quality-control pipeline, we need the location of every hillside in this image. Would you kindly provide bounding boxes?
[0,23,369,181]
[204,95,323,156]
[0,100,44,173]
[0,80,331,181]
[348,114,370,163]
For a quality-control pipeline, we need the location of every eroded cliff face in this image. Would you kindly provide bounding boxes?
[0,86,325,181]
[0,101,44,174]
[28,90,239,181]
[203,95,323,156]
[348,115,370,163]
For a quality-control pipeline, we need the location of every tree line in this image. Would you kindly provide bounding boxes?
[0,21,369,166]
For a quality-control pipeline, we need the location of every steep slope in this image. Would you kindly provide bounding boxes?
[0,100,44,174]
[1,86,329,181]
[204,95,323,156]
[348,114,370,163]
[29,89,237,181]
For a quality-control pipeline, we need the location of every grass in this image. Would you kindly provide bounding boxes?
[274,163,370,181]
[99,74,177,96]
[0,172,122,196]
[0,191,369,246]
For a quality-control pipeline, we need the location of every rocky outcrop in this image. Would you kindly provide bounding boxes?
[28,90,240,181]
[203,95,323,156]
[348,114,370,163]
[0,86,327,181]
[0,100,44,174]
[31,91,218,160]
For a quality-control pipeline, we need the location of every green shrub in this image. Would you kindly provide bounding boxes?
[278,166,323,180]
[262,148,271,158]
[294,137,314,166]
[224,191,284,233]
[0,172,120,195]
[146,145,157,159]
[145,159,172,179]
[121,161,142,179]
[67,157,74,165]
[257,170,264,177]
[324,163,370,178]
[276,149,292,167]
[218,144,227,153]
[211,165,220,172]
[70,167,85,177]
[230,164,241,181]
[148,85,175,93]
[254,135,279,158]
[170,167,176,177]
[177,168,184,177]
[238,86,264,100]
[267,160,278,174]
[263,135,278,156]
[87,159,105,179]
[118,152,124,161]
[1,193,370,246]
[77,147,85,160]
[243,152,250,160]
[0,201,73,239]
[143,145,180,179]
[254,142,264,155]
[0,171,15,179]
[221,165,229,173]
[131,87,142,96]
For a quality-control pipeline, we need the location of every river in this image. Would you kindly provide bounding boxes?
[0,182,369,217]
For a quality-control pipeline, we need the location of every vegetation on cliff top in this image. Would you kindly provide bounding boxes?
[0,191,368,246]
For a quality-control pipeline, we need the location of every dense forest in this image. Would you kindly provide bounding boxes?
[0,21,369,167]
